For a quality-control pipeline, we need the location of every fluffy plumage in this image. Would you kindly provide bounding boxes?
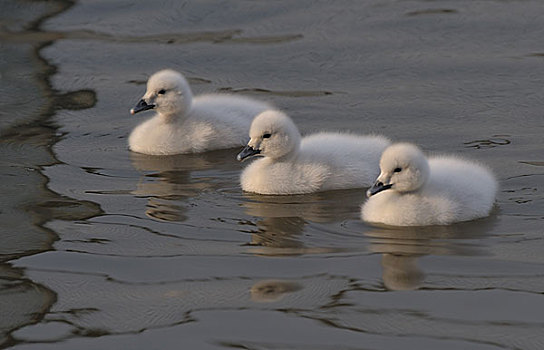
[237,110,390,195]
[361,143,498,226]
[128,69,271,155]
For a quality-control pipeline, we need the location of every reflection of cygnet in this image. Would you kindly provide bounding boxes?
[242,189,362,223]
[250,280,303,302]
[237,110,390,195]
[129,152,230,223]
[129,69,271,155]
[362,143,497,226]
[381,254,424,291]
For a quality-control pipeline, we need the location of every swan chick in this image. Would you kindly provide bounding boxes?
[237,110,390,195]
[362,143,498,226]
[129,69,271,155]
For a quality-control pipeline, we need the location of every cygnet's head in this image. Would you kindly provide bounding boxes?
[367,143,430,197]
[237,110,301,161]
[130,69,193,117]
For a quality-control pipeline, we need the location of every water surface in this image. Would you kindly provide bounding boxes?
[1,0,543,349]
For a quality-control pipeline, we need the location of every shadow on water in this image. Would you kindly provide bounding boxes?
[240,185,497,287]
[241,189,364,256]
[0,1,101,348]
[128,150,366,259]
[363,217,498,291]
[129,149,241,222]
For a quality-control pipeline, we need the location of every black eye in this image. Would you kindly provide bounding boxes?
[394,167,402,173]
[158,89,166,95]
[262,133,271,139]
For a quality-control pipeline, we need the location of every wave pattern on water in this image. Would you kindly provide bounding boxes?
[3,0,544,349]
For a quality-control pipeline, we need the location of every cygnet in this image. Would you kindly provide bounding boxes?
[129,69,271,155]
[361,143,497,226]
[237,110,390,195]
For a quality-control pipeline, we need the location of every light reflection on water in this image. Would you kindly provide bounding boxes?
[2,0,544,349]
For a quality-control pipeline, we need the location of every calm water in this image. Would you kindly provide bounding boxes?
[1,0,543,349]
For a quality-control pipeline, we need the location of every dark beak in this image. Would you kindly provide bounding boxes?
[367,181,392,197]
[130,99,155,115]
[237,145,261,161]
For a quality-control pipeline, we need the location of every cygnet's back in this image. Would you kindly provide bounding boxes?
[361,143,497,226]
[128,69,271,155]
[301,132,390,191]
[237,110,390,195]
[191,93,271,138]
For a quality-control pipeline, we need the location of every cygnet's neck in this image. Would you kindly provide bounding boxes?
[158,110,185,124]
[157,101,192,124]
[272,150,296,163]
[270,140,301,163]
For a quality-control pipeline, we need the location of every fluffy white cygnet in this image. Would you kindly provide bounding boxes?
[128,69,271,155]
[361,143,498,226]
[237,110,390,195]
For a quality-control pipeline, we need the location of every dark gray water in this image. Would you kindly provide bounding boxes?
[1,0,543,349]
